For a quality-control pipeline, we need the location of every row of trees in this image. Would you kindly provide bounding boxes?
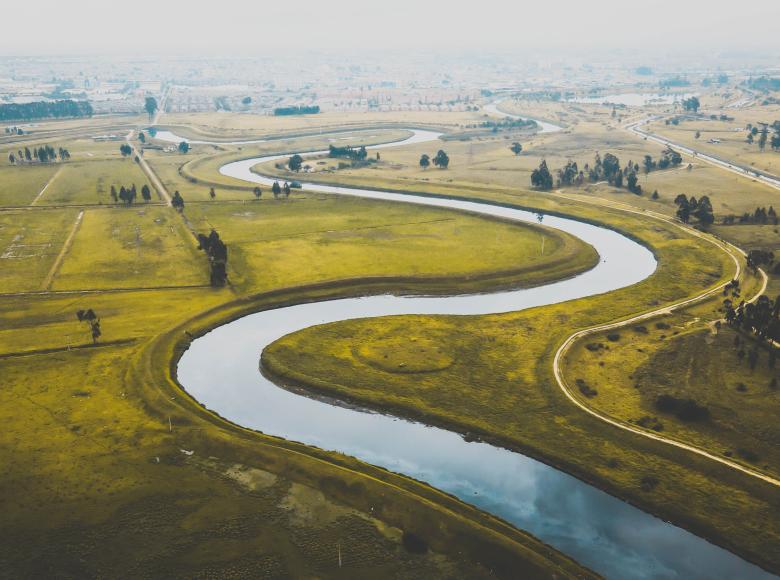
[745,122,780,151]
[110,183,153,205]
[271,181,291,198]
[725,293,780,350]
[327,144,368,161]
[197,229,228,287]
[674,194,714,225]
[8,145,70,164]
[531,149,682,193]
[4,126,24,135]
[420,150,449,169]
[721,206,778,226]
[274,105,320,116]
[0,99,92,122]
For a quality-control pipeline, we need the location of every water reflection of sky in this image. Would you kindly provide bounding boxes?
[176,132,775,580]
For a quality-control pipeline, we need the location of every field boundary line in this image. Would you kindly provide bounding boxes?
[30,165,64,206]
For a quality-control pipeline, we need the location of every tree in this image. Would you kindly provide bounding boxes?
[119,143,132,156]
[141,184,152,201]
[531,160,554,190]
[758,126,769,151]
[76,309,101,344]
[178,141,190,154]
[197,229,229,287]
[602,153,621,184]
[693,195,714,226]
[746,132,754,144]
[772,132,780,151]
[8,152,15,164]
[652,190,659,200]
[433,150,449,169]
[627,172,641,194]
[510,142,523,155]
[138,131,146,143]
[171,190,185,212]
[288,154,303,172]
[272,181,282,198]
[674,194,691,223]
[110,185,118,202]
[253,186,262,199]
[144,96,158,121]
[242,96,252,105]
[695,130,701,139]
[209,187,216,200]
[283,182,291,197]
[682,96,700,113]
[419,154,430,170]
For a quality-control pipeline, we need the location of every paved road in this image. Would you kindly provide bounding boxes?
[626,117,780,191]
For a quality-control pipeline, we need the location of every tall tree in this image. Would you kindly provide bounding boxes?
[419,154,430,170]
[531,160,554,190]
[145,96,158,121]
[288,154,303,172]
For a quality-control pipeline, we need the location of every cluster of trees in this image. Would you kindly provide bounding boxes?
[4,126,24,135]
[479,118,537,132]
[110,183,153,205]
[197,229,228,287]
[419,150,449,170]
[681,96,700,113]
[274,105,320,116]
[746,77,780,92]
[745,122,780,151]
[76,309,101,344]
[271,181,291,198]
[674,194,714,225]
[0,100,93,122]
[8,145,70,165]
[725,293,780,362]
[531,149,682,194]
[328,144,367,161]
[722,206,777,226]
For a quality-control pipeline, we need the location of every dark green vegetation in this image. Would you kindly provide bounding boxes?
[274,105,321,116]
[0,99,93,122]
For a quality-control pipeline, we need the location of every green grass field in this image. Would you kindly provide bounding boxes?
[3,102,780,577]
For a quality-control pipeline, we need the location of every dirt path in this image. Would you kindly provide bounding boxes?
[549,190,779,488]
[40,209,83,291]
[29,165,63,206]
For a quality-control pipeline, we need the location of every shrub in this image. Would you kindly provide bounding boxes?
[655,322,671,330]
[632,325,649,334]
[585,342,603,352]
[737,448,759,462]
[575,378,598,397]
[607,333,621,342]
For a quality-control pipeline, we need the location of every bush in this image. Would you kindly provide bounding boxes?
[655,322,671,330]
[632,325,649,334]
[607,333,621,342]
[737,448,759,462]
[575,378,598,397]
[401,531,428,554]
[585,342,603,352]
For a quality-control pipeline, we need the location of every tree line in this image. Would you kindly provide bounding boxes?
[328,144,368,161]
[274,105,320,116]
[745,122,780,152]
[0,99,93,122]
[110,183,153,205]
[531,148,682,194]
[8,145,70,164]
[721,206,777,226]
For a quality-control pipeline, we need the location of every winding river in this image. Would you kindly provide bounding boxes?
[168,124,775,579]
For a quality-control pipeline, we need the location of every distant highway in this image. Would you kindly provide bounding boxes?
[626,117,780,192]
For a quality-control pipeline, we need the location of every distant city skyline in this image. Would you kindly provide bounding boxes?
[2,0,779,55]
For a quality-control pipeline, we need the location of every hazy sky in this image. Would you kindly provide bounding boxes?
[4,0,780,55]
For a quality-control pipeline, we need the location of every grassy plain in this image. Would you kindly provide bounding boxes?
[1,118,599,577]
[0,163,60,206]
